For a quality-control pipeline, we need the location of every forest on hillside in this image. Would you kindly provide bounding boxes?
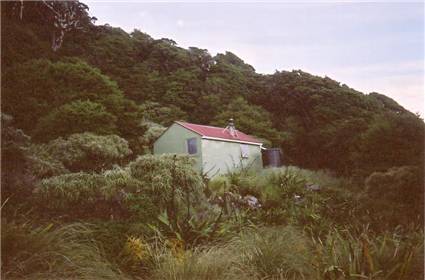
[2,1,424,279]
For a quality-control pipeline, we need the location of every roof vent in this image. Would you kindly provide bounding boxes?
[226,118,238,137]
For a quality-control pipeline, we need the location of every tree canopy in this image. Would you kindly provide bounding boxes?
[2,1,423,177]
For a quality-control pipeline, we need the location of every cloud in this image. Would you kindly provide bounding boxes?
[177,19,185,27]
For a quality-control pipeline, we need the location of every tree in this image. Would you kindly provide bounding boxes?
[355,112,425,175]
[212,97,282,146]
[34,100,117,141]
[4,0,94,51]
[140,102,188,126]
[3,59,121,133]
[3,58,144,146]
[365,166,424,222]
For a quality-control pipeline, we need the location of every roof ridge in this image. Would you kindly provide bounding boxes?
[176,121,225,130]
[176,121,245,133]
[175,121,262,144]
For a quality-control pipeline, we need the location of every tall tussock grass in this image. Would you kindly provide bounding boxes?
[2,220,128,279]
[151,225,423,280]
[312,228,424,280]
[153,226,314,280]
[3,162,423,279]
[233,226,314,279]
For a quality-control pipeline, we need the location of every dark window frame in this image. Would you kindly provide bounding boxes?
[187,138,197,154]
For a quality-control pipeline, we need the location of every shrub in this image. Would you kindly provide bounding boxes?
[26,144,69,178]
[129,154,205,223]
[128,154,228,246]
[2,59,123,135]
[364,166,424,228]
[37,172,109,218]
[2,114,37,202]
[34,100,118,141]
[36,167,140,219]
[137,121,166,154]
[365,166,423,206]
[207,175,231,196]
[44,132,132,172]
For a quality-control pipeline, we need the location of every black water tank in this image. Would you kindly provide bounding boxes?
[262,148,283,167]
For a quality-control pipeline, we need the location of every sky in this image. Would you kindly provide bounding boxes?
[86,1,424,116]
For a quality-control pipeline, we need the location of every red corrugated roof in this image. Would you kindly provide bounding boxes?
[176,121,263,145]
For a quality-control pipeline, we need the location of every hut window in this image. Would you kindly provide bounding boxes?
[187,138,197,154]
[240,144,249,158]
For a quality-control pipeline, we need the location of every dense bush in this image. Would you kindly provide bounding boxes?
[2,59,122,134]
[129,154,205,223]
[365,166,424,206]
[2,58,145,145]
[36,167,141,219]
[2,3,425,279]
[42,132,132,172]
[34,100,118,141]
[137,121,167,154]
[364,166,424,227]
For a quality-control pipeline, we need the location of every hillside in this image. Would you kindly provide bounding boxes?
[3,1,424,177]
[2,2,424,279]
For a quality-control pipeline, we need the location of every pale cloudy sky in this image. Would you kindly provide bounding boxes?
[86,1,424,116]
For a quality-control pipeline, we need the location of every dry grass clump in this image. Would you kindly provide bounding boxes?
[152,226,313,280]
[2,221,128,280]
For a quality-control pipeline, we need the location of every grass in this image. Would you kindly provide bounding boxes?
[3,165,423,279]
[2,220,128,280]
[233,226,314,279]
[151,225,424,280]
[312,227,424,280]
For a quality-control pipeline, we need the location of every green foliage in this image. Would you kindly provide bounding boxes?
[152,225,424,280]
[43,132,132,172]
[36,167,140,219]
[366,166,423,204]
[26,144,69,178]
[140,102,188,126]
[129,154,212,240]
[3,58,144,144]
[234,226,314,279]
[1,114,67,207]
[151,226,314,280]
[37,173,113,218]
[153,244,237,280]
[212,97,282,146]
[1,221,127,280]
[137,121,167,154]
[355,112,425,175]
[35,100,118,141]
[3,59,120,132]
[312,228,424,280]
[3,3,425,279]
[129,154,204,215]
[250,70,423,175]
[365,166,424,222]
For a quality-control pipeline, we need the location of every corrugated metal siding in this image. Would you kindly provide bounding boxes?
[153,123,203,172]
[201,138,263,178]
